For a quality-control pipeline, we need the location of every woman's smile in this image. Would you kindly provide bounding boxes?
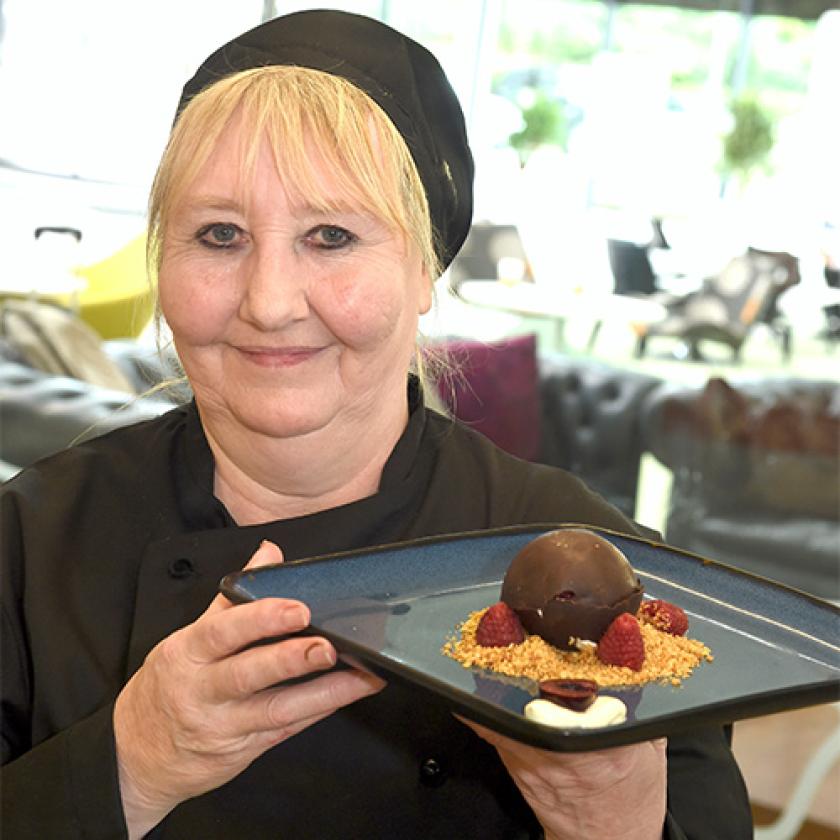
[234,344,324,368]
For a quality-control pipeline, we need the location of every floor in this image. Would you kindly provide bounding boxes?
[734,705,840,838]
[752,805,840,840]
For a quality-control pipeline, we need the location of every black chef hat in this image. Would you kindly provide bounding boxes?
[176,9,474,270]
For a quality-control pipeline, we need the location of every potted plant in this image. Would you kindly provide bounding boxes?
[720,95,775,193]
[509,93,567,168]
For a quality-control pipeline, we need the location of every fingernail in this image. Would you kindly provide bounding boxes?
[287,607,309,628]
[306,642,335,668]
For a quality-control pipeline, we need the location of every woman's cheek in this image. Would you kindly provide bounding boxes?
[157,268,182,323]
[323,273,407,347]
[159,259,238,344]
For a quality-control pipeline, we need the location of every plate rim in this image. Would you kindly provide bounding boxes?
[221,522,840,615]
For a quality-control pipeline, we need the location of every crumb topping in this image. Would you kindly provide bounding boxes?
[443,607,712,687]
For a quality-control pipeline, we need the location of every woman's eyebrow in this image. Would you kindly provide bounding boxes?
[287,199,362,217]
[180,196,244,214]
[179,194,370,223]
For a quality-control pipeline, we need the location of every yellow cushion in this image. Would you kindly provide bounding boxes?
[73,233,156,339]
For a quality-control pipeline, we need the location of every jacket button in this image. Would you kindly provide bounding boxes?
[419,757,447,787]
[168,557,195,579]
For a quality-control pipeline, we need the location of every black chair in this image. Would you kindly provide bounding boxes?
[649,217,670,251]
[448,222,533,295]
[588,238,671,351]
[606,239,659,296]
[821,264,840,346]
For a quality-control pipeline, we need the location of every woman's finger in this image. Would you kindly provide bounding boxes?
[203,635,337,702]
[187,596,310,664]
[236,668,386,737]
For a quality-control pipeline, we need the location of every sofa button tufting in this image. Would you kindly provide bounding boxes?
[168,557,195,579]
[602,382,620,400]
[419,757,447,787]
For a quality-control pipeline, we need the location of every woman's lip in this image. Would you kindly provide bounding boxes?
[236,346,322,367]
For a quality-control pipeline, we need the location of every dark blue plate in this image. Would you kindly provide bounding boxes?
[220,524,840,751]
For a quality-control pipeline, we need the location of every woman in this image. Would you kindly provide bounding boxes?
[1,10,751,839]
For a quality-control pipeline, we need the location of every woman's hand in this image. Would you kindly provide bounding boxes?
[462,719,666,840]
[113,541,385,838]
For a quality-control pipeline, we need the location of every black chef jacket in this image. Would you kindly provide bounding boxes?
[1,382,752,839]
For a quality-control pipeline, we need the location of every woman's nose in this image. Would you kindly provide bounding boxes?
[239,242,310,329]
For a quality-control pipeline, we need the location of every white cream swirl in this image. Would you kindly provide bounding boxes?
[524,696,627,729]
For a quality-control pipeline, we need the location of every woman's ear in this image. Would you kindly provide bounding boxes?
[417,267,433,316]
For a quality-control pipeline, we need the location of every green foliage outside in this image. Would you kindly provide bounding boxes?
[528,28,601,64]
[494,1,809,197]
[721,96,775,182]
[497,2,605,64]
[742,15,814,96]
[509,94,568,166]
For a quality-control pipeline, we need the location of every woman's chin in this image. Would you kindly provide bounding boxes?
[234,404,335,441]
[238,396,345,441]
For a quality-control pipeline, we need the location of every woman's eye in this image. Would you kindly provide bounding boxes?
[306,225,356,250]
[197,223,242,248]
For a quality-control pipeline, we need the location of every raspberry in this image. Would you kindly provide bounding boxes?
[638,599,689,636]
[596,613,645,671]
[475,602,526,647]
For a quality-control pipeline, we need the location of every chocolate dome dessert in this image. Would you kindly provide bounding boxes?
[500,528,644,650]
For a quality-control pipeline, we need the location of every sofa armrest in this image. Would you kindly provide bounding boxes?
[0,457,21,482]
[104,339,191,399]
[0,361,177,469]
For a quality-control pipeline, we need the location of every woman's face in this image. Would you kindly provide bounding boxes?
[158,119,432,441]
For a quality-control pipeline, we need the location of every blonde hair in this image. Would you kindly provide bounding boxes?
[147,65,441,280]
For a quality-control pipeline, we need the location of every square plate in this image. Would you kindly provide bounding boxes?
[220,524,840,751]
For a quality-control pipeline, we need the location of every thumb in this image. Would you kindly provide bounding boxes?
[245,539,285,570]
[209,540,285,614]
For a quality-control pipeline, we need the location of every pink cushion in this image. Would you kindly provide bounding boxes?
[434,333,542,461]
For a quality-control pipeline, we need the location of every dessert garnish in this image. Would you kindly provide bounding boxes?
[524,696,628,729]
[639,599,689,636]
[538,679,598,711]
[596,613,645,671]
[475,602,526,647]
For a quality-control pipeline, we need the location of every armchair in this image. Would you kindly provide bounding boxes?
[632,248,800,363]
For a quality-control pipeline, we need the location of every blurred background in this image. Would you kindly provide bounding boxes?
[0,3,837,837]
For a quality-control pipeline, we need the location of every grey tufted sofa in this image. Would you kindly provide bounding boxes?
[0,341,185,480]
[641,375,840,600]
[536,355,661,518]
